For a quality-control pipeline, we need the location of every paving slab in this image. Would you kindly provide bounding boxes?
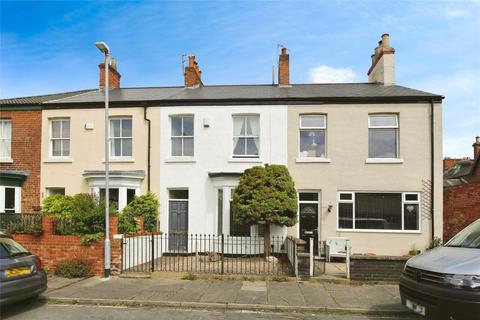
[235,282,267,305]
[298,282,338,308]
[200,281,241,303]
[171,280,211,302]
[267,282,306,306]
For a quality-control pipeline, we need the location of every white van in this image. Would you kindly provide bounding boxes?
[399,218,480,319]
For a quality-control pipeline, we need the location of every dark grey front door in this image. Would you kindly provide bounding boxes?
[169,201,188,252]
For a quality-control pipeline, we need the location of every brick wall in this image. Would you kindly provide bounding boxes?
[350,255,409,282]
[11,216,121,276]
[0,110,41,212]
[443,182,480,242]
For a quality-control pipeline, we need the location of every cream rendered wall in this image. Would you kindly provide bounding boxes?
[287,103,443,256]
[41,107,152,201]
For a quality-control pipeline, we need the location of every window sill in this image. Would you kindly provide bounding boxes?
[365,158,403,164]
[165,157,197,163]
[228,157,263,163]
[103,158,135,163]
[44,158,73,163]
[0,157,13,163]
[296,157,331,163]
[337,228,421,234]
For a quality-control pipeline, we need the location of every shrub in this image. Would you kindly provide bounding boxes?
[55,259,92,278]
[428,236,443,250]
[42,193,117,243]
[119,192,159,234]
[42,194,74,218]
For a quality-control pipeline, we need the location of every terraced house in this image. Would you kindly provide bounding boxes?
[0,34,443,255]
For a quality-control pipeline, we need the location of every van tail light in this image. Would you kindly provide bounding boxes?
[36,257,43,271]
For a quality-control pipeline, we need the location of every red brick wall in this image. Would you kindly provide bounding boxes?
[443,182,480,241]
[0,110,41,212]
[11,216,121,276]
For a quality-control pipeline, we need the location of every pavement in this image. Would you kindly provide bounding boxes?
[33,275,418,317]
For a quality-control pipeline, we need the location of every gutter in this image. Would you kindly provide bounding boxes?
[430,99,435,243]
[143,105,151,192]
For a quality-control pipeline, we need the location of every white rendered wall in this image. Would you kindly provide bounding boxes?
[159,105,288,237]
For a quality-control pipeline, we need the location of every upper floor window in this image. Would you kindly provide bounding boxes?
[299,115,326,158]
[171,115,194,157]
[50,119,70,157]
[0,119,12,160]
[368,114,398,158]
[233,115,259,157]
[110,118,132,157]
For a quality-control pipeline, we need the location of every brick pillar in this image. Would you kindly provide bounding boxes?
[295,238,310,280]
[42,216,54,235]
[109,216,118,235]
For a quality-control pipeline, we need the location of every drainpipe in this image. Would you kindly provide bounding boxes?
[143,105,151,192]
[430,100,435,243]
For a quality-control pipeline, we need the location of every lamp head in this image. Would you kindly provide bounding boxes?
[95,42,110,54]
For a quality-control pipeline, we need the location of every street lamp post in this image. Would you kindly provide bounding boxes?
[95,41,111,278]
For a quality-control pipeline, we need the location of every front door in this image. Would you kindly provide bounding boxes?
[299,192,319,254]
[169,201,188,252]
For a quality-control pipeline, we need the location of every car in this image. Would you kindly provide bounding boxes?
[0,234,47,305]
[399,218,480,320]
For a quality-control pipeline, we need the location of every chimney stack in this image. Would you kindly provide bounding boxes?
[184,55,203,88]
[367,34,395,85]
[473,136,480,160]
[278,47,290,86]
[99,58,121,89]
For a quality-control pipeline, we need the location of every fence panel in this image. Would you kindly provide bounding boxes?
[121,233,294,276]
[0,213,42,234]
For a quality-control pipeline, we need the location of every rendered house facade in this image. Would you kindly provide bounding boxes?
[0,34,444,255]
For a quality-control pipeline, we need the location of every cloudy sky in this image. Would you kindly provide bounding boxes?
[1,1,479,157]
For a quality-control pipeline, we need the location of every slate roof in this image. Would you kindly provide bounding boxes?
[1,83,443,108]
[443,159,479,187]
[0,89,94,106]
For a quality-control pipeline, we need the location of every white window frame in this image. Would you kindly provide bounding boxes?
[0,186,21,213]
[232,114,260,158]
[368,114,399,159]
[0,119,12,162]
[50,118,70,158]
[337,191,421,233]
[170,115,194,157]
[298,115,327,159]
[109,117,132,159]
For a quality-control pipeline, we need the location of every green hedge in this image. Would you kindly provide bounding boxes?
[119,192,159,234]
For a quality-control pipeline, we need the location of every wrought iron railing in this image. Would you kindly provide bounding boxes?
[122,233,293,276]
[0,212,42,234]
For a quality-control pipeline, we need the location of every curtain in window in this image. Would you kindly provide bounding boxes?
[0,121,11,158]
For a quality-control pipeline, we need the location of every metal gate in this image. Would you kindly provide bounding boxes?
[122,234,294,276]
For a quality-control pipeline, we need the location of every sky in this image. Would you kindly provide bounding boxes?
[1,0,479,157]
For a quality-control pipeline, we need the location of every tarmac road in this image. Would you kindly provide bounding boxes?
[1,299,422,320]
